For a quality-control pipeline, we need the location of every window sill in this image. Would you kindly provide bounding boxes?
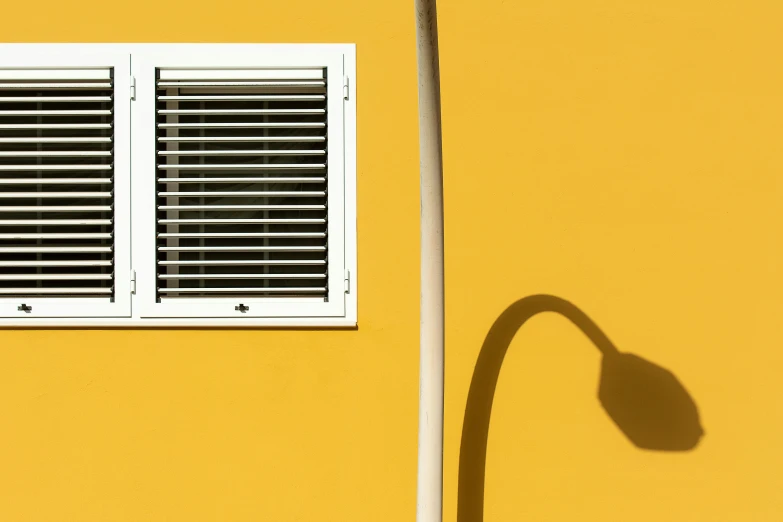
[0,316,358,329]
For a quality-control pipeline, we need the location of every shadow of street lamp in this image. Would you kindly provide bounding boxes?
[457,294,704,522]
[599,351,702,451]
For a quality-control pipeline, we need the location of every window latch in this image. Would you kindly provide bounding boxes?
[235,304,250,313]
[17,304,32,313]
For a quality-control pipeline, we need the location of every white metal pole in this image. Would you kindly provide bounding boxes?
[415,0,445,522]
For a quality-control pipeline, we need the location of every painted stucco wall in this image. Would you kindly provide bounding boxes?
[1,1,781,521]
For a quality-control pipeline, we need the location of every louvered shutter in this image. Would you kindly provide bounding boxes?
[132,46,354,321]
[0,48,131,319]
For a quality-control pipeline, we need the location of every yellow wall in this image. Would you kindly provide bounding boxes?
[1,0,781,521]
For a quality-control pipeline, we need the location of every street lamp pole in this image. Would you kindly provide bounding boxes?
[414,1,445,522]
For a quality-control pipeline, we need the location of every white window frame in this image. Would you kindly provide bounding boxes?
[0,43,357,328]
[0,45,132,321]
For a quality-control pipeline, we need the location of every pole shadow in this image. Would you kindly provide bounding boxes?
[457,294,704,522]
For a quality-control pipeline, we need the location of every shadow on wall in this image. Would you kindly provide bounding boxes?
[457,294,704,522]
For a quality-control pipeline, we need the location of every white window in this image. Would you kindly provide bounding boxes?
[0,44,356,327]
[0,48,132,320]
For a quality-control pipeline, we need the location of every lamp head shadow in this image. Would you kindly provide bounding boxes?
[598,351,703,451]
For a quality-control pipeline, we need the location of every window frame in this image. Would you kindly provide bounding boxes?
[0,43,357,328]
[0,45,133,321]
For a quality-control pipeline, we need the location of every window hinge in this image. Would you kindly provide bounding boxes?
[130,269,136,294]
[344,269,351,293]
[343,76,349,100]
[130,76,136,101]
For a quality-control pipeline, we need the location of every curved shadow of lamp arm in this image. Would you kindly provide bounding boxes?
[457,295,704,522]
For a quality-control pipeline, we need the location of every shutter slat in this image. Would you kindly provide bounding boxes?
[0,260,112,267]
[158,246,325,252]
[158,69,324,81]
[157,81,324,88]
[0,288,113,294]
[159,259,325,266]
[158,204,325,211]
[0,110,112,116]
[158,109,324,116]
[0,178,112,185]
[0,246,112,253]
[157,164,325,170]
[0,165,112,171]
[0,83,112,89]
[0,123,112,129]
[158,149,324,156]
[0,69,111,80]
[158,122,324,129]
[0,233,112,239]
[0,274,112,281]
[158,177,325,183]
[160,273,325,280]
[0,96,112,102]
[0,192,112,198]
[158,95,325,101]
[0,137,112,143]
[158,191,325,197]
[0,219,111,225]
[0,205,111,212]
[159,218,324,225]
[159,287,326,294]
[159,136,324,142]
[0,151,111,157]
[158,232,325,239]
